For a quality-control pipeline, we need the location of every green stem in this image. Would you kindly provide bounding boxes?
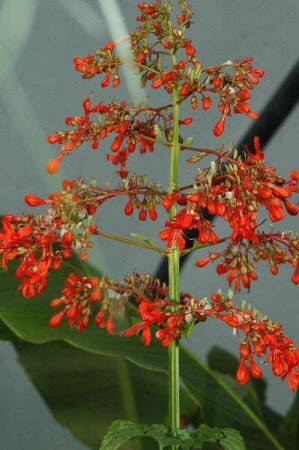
[168,251,180,438]
[117,358,143,450]
[168,76,181,448]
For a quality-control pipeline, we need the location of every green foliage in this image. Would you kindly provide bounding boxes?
[99,420,245,450]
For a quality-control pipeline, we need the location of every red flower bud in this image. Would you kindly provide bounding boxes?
[139,209,147,221]
[142,325,151,346]
[45,155,63,174]
[201,97,212,110]
[48,134,61,144]
[88,277,100,287]
[290,170,299,182]
[247,73,259,84]
[62,230,74,245]
[213,114,226,136]
[104,41,116,50]
[195,257,211,267]
[238,88,251,101]
[212,76,222,87]
[112,75,120,87]
[101,72,110,87]
[234,102,250,114]
[247,111,259,120]
[111,134,123,152]
[284,200,298,216]
[162,41,172,49]
[87,205,97,215]
[211,293,222,302]
[249,359,263,378]
[271,265,279,275]
[107,314,115,334]
[179,84,190,96]
[152,78,163,88]
[149,204,157,221]
[179,117,193,125]
[191,95,198,109]
[90,287,101,302]
[236,359,250,384]
[24,193,48,207]
[185,42,195,56]
[135,51,147,63]
[50,298,64,308]
[82,97,90,112]
[49,310,65,328]
[124,198,134,215]
[254,68,265,77]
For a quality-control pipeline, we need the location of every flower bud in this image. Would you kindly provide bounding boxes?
[24,193,48,207]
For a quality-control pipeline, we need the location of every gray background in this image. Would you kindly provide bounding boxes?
[0,0,298,448]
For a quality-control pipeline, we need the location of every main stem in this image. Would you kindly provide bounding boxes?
[168,79,181,444]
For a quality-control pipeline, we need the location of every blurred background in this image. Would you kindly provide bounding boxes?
[0,0,298,448]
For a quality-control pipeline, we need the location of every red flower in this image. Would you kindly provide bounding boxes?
[236,358,250,384]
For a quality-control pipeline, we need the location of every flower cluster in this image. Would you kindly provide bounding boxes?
[49,272,126,333]
[0,179,100,297]
[1,0,299,395]
[47,97,167,178]
[0,214,71,298]
[47,0,265,177]
[48,270,299,390]
[123,284,299,390]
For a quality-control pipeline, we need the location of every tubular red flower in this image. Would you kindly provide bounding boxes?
[236,359,250,384]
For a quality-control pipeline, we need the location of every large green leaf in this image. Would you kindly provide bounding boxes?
[207,346,284,439]
[0,321,194,450]
[0,258,284,449]
[277,390,299,449]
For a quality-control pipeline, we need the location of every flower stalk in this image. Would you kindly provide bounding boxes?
[168,79,181,444]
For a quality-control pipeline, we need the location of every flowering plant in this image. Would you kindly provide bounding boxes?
[1,1,298,448]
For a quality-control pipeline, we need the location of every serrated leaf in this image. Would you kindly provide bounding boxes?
[129,233,154,246]
[99,420,148,449]
[220,428,246,450]
[100,421,244,450]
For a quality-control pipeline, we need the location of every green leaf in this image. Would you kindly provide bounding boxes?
[99,420,148,449]
[219,428,246,450]
[0,322,194,450]
[0,257,284,449]
[183,137,194,146]
[100,421,245,450]
[129,233,155,246]
[277,390,299,449]
[181,318,195,339]
[207,346,285,442]
[153,124,163,139]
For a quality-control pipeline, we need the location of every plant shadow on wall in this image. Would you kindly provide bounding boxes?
[1,1,299,449]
